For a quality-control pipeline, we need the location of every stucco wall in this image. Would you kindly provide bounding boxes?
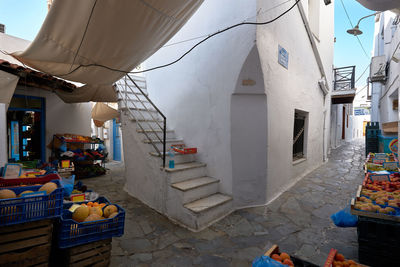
[13,86,92,160]
[144,0,334,206]
[256,0,334,202]
[145,0,258,199]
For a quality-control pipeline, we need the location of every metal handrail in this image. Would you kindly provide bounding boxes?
[334,66,355,91]
[116,75,167,168]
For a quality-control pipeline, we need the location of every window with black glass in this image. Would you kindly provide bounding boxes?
[293,110,308,161]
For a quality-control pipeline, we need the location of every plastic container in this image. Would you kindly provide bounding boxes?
[0,179,64,226]
[0,173,61,188]
[168,151,175,169]
[57,196,125,248]
[357,216,400,247]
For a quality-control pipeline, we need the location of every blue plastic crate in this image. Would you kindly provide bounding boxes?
[57,196,125,248]
[0,180,63,226]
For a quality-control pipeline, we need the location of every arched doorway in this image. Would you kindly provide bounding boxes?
[231,45,267,208]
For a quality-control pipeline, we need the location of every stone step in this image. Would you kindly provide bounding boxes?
[143,138,183,144]
[144,139,183,152]
[139,129,176,140]
[172,176,219,192]
[184,193,232,213]
[164,162,207,183]
[170,177,219,205]
[150,151,194,164]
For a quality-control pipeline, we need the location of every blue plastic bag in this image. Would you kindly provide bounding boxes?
[252,256,286,267]
[60,175,75,197]
[330,205,358,227]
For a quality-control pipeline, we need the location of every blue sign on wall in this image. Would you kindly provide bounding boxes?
[354,108,370,116]
[278,45,289,69]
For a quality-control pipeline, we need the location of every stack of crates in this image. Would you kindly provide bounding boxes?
[357,216,400,266]
[365,122,380,156]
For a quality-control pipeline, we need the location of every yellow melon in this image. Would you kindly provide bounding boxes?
[72,206,90,222]
[0,189,17,199]
[108,212,118,219]
[18,190,34,197]
[89,206,103,217]
[39,182,58,195]
[103,205,118,218]
[84,214,102,222]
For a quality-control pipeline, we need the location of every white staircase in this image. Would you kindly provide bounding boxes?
[116,75,233,231]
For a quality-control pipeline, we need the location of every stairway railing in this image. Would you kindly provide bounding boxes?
[116,74,167,168]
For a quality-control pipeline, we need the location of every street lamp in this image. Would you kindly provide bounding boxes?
[347,12,381,36]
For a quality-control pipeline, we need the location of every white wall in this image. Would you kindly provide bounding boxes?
[371,12,400,125]
[13,86,92,161]
[145,0,257,200]
[256,0,334,202]
[143,0,334,205]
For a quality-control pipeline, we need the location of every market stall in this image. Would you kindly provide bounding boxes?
[350,152,400,266]
[0,162,124,266]
[50,134,107,179]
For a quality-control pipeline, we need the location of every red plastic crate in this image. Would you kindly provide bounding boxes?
[0,173,61,188]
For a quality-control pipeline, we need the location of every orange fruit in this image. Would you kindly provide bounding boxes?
[87,202,93,207]
[93,202,100,207]
[347,260,356,265]
[282,259,294,266]
[99,203,106,208]
[280,252,290,261]
[342,261,350,267]
[335,253,345,262]
[333,261,343,267]
[271,254,282,262]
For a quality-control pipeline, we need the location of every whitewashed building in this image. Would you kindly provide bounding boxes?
[0,31,92,165]
[118,0,335,231]
[369,11,400,137]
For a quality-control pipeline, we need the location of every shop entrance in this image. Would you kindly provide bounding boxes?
[7,95,45,163]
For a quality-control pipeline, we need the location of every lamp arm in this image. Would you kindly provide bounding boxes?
[356,12,381,27]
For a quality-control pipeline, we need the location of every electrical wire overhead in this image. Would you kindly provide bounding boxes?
[339,0,370,59]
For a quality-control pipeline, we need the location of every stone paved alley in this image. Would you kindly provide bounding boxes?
[83,140,365,267]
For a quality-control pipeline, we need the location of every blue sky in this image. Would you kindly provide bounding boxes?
[0,0,375,89]
[334,0,375,89]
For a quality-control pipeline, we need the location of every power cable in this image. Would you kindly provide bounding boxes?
[339,0,370,59]
[355,63,370,85]
[52,0,300,77]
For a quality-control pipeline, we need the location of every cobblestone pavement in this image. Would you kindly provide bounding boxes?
[83,139,365,266]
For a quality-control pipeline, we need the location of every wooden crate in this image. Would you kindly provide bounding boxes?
[55,238,111,267]
[0,219,53,267]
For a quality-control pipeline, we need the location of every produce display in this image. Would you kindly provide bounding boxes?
[0,182,58,199]
[70,201,119,223]
[330,253,362,267]
[270,252,294,266]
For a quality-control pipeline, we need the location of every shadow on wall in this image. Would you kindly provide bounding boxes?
[231,45,267,208]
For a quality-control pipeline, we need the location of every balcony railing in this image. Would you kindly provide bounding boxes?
[334,66,355,91]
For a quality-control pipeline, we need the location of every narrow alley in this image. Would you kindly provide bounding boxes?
[83,139,365,267]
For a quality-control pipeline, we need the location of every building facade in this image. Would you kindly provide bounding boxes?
[119,0,334,230]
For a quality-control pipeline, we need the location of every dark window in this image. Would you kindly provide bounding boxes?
[293,112,306,160]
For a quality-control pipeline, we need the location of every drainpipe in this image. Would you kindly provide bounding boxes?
[297,1,330,161]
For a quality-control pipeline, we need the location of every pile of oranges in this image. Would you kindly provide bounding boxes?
[85,201,106,208]
[271,252,294,266]
[333,253,361,267]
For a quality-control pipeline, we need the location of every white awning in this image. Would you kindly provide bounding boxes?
[0,70,19,105]
[356,0,400,11]
[91,102,119,123]
[12,0,203,103]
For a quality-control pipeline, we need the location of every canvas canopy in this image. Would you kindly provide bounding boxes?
[356,0,400,11]
[91,102,119,125]
[0,70,19,106]
[12,0,203,103]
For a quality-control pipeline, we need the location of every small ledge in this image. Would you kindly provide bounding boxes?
[293,158,307,165]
